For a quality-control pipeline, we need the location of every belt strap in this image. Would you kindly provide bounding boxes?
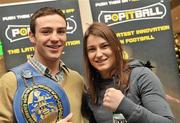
[11,62,70,123]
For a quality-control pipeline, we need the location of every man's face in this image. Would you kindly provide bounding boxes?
[29,14,67,63]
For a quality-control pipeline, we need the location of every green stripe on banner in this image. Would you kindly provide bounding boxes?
[0,41,3,56]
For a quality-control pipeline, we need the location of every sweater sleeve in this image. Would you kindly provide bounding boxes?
[115,67,176,123]
[0,72,17,123]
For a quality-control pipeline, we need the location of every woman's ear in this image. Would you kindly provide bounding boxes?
[29,31,36,44]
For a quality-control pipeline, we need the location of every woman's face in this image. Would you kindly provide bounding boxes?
[87,34,116,78]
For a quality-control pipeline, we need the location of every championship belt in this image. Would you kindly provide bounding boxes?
[11,62,70,123]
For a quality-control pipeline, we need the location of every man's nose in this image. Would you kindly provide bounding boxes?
[50,32,59,41]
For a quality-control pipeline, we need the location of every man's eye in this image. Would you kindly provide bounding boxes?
[42,30,51,34]
[58,29,66,34]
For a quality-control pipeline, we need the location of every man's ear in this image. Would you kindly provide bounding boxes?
[29,31,36,44]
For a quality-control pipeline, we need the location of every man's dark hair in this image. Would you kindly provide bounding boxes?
[30,7,66,34]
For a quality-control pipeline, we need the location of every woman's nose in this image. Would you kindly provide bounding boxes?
[96,48,103,57]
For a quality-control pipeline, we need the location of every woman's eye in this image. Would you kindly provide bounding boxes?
[102,44,109,48]
[87,48,95,52]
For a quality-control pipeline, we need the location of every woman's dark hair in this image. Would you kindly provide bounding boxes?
[83,22,130,103]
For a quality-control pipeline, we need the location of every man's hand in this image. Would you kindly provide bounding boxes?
[57,113,73,123]
[39,111,73,123]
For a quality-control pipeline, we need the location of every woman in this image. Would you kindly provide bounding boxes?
[81,22,175,123]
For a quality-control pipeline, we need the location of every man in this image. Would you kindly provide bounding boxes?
[0,7,84,123]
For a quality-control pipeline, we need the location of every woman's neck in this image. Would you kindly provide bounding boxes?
[100,71,112,79]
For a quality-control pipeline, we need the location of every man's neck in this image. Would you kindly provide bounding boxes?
[32,56,60,76]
